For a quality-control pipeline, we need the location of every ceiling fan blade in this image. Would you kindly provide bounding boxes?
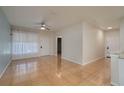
[35,21,45,25]
[46,27,50,31]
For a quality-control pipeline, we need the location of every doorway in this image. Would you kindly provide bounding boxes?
[57,37,62,55]
[57,37,62,77]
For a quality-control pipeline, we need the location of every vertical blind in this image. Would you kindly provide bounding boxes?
[12,29,39,59]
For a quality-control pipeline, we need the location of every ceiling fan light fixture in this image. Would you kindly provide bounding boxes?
[107,27,112,29]
[42,24,46,27]
[40,27,45,30]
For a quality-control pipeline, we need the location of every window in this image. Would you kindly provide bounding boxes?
[12,29,39,59]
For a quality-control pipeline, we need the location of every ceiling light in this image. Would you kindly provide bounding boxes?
[107,27,112,29]
[40,27,45,30]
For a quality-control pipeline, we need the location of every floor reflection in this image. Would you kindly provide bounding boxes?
[12,61,38,82]
[15,61,38,76]
[56,54,62,78]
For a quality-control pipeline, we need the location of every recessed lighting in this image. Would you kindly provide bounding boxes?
[107,27,112,29]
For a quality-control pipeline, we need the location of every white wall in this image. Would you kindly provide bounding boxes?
[82,22,105,65]
[0,8,11,78]
[55,23,83,65]
[55,22,105,65]
[105,30,120,56]
[120,19,124,52]
[39,31,55,56]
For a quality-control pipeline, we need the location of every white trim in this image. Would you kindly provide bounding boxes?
[83,56,104,65]
[56,36,62,38]
[53,55,82,65]
[111,81,120,86]
[0,60,12,79]
[62,56,83,65]
[55,55,104,66]
[12,54,41,60]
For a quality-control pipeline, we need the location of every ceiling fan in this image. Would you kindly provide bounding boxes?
[36,22,50,31]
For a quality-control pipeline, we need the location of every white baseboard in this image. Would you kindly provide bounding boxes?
[0,60,12,79]
[62,56,82,65]
[53,54,82,65]
[111,81,119,86]
[83,56,104,65]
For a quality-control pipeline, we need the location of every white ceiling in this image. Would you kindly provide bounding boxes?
[2,6,124,31]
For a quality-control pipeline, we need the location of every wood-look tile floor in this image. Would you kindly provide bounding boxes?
[0,56,111,86]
